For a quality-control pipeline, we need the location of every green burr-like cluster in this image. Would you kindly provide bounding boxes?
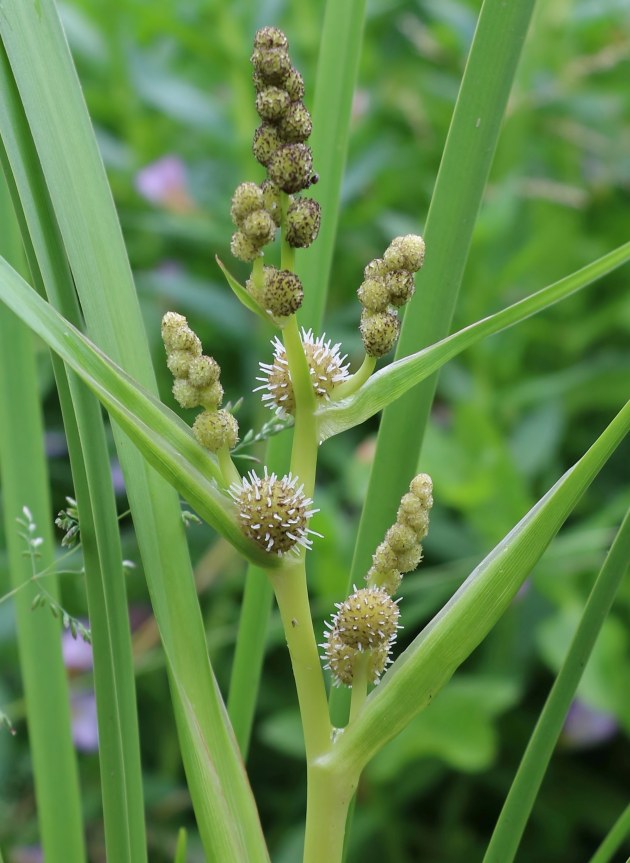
[358,234,426,357]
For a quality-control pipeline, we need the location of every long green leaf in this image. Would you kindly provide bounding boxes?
[0,181,85,862]
[0,256,279,570]
[0,55,147,860]
[325,400,630,777]
[587,802,630,863]
[317,243,630,441]
[0,3,270,858]
[483,507,630,863]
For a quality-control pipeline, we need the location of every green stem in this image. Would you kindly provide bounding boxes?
[587,802,630,863]
[268,560,331,760]
[282,315,318,495]
[303,764,356,863]
[349,653,369,723]
[218,443,241,488]
[330,354,376,401]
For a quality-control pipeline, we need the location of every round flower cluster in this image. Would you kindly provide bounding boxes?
[367,473,433,596]
[230,180,281,263]
[246,265,304,321]
[230,468,320,555]
[161,311,238,453]
[358,235,426,357]
[255,329,351,416]
[321,586,401,687]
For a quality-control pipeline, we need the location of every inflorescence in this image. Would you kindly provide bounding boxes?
[255,329,351,416]
[322,473,433,687]
[230,468,320,555]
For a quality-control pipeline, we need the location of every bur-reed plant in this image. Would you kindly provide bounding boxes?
[0,2,628,862]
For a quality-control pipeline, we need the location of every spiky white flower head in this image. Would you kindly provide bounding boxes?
[320,631,392,687]
[330,586,401,650]
[254,328,351,416]
[229,467,321,555]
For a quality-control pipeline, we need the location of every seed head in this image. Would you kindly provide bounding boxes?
[230,468,319,555]
[230,182,264,227]
[278,101,313,143]
[256,86,291,122]
[383,234,426,273]
[255,329,350,416]
[231,230,262,263]
[321,631,392,687]
[267,143,314,194]
[285,197,321,248]
[187,355,221,389]
[253,123,283,167]
[249,267,304,318]
[193,409,238,452]
[357,278,390,312]
[241,209,277,245]
[332,587,401,650]
[359,309,400,357]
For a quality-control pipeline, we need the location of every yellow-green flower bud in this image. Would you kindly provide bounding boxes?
[261,180,282,225]
[385,523,417,553]
[333,587,400,650]
[231,230,261,262]
[161,312,202,355]
[372,541,398,572]
[253,123,282,167]
[383,234,426,273]
[255,86,291,122]
[172,379,200,409]
[251,47,291,85]
[367,565,402,597]
[242,209,277,245]
[253,26,288,51]
[363,257,388,280]
[167,349,194,379]
[410,473,433,508]
[256,267,304,318]
[192,409,238,452]
[385,270,415,307]
[267,143,314,194]
[197,381,224,411]
[357,278,390,312]
[278,101,313,143]
[284,67,305,101]
[187,355,221,389]
[395,545,423,573]
[230,468,319,555]
[397,492,429,536]
[359,309,400,357]
[230,182,264,227]
[285,197,321,248]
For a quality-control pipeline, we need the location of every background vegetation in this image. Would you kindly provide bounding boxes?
[0,0,628,861]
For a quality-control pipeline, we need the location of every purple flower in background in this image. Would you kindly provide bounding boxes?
[562,698,618,748]
[70,691,99,753]
[61,628,93,673]
[11,846,43,863]
[135,155,195,213]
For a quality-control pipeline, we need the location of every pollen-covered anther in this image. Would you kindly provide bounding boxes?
[359,309,400,357]
[255,329,350,416]
[383,234,426,273]
[357,278,390,313]
[231,230,262,263]
[161,312,202,355]
[253,123,283,167]
[333,587,401,650]
[397,492,430,537]
[261,180,282,225]
[193,409,239,453]
[410,473,434,509]
[249,267,304,318]
[167,349,194,380]
[267,143,314,194]
[284,67,305,102]
[256,86,291,122]
[385,523,417,554]
[278,101,313,143]
[385,270,415,307]
[230,182,264,227]
[241,209,277,245]
[187,356,221,389]
[253,27,289,52]
[395,545,423,574]
[285,197,321,248]
[230,469,320,555]
[251,46,292,86]
[322,631,392,687]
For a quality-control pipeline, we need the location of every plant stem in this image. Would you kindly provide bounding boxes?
[268,560,331,760]
[587,802,630,863]
[303,764,357,863]
[349,653,369,723]
[331,354,376,401]
[218,444,241,487]
[282,315,318,494]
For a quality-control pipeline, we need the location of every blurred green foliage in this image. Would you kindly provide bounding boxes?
[0,0,629,861]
